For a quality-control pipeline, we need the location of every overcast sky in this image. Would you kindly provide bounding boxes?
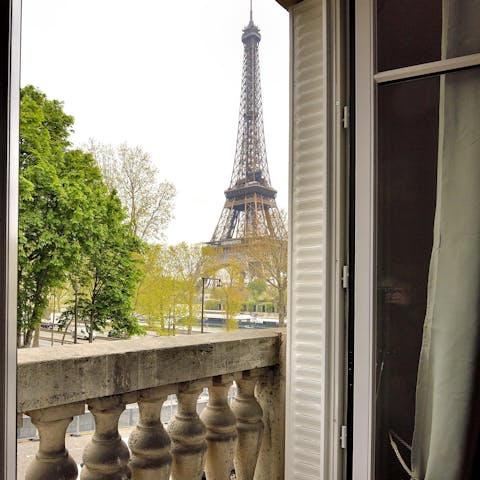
[21,0,289,245]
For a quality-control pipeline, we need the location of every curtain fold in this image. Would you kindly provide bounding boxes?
[412,3,480,478]
[411,66,480,480]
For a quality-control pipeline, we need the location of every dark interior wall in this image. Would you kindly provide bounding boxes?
[376,0,442,71]
[0,0,20,478]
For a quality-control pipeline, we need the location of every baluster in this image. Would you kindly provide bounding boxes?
[128,387,172,479]
[168,382,207,479]
[200,376,238,480]
[232,373,263,479]
[25,403,84,480]
[81,396,131,479]
[251,366,285,480]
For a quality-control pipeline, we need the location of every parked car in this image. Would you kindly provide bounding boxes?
[71,327,96,341]
[107,330,128,339]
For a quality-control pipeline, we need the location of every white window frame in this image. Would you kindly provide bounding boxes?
[285,0,348,478]
[353,0,480,477]
[1,0,21,479]
[353,0,376,477]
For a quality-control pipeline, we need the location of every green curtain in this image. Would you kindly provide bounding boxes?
[411,3,480,478]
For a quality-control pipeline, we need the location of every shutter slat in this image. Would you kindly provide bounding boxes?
[286,0,327,478]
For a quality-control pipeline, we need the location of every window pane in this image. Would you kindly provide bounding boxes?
[375,69,480,480]
[376,67,480,478]
[376,75,439,478]
[377,0,480,72]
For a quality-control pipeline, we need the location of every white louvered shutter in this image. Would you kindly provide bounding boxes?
[286,0,328,478]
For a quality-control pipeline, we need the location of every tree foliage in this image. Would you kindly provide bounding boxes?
[212,259,248,331]
[135,243,207,334]
[245,237,288,326]
[134,244,176,334]
[247,278,267,301]
[18,86,76,346]
[169,243,205,333]
[67,175,143,341]
[83,139,176,242]
[18,86,143,346]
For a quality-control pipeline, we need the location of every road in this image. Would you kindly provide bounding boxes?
[37,324,225,347]
[38,329,115,347]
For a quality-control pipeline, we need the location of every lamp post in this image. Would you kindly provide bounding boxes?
[51,291,55,346]
[73,281,79,344]
[201,276,221,333]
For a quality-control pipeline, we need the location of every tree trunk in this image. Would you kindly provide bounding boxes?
[61,318,73,345]
[278,287,286,328]
[24,281,46,347]
[32,323,40,347]
[188,304,193,334]
[89,311,94,343]
[24,328,34,347]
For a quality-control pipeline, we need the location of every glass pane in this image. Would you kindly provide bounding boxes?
[377,0,480,72]
[376,67,480,478]
[376,75,440,478]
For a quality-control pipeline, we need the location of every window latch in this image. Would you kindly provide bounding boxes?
[342,105,349,129]
[340,425,348,449]
[342,265,349,289]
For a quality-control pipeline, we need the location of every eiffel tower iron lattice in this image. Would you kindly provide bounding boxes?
[210,9,286,247]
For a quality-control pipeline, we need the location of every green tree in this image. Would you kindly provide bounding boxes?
[215,260,248,331]
[18,86,76,346]
[169,243,204,334]
[18,87,143,346]
[135,244,177,334]
[62,151,144,341]
[135,243,206,335]
[247,279,267,303]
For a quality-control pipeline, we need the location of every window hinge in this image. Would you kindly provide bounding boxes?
[340,425,348,449]
[342,105,349,129]
[342,265,349,289]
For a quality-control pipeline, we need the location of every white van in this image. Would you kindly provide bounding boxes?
[71,327,96,341]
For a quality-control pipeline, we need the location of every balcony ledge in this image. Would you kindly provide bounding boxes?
[18,328,284,413]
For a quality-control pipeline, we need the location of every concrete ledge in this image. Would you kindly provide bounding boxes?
[18,329,284,413]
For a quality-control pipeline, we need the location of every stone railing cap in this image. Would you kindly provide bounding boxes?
[18,329,284,413]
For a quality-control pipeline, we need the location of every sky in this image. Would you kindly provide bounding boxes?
[20,0,289,245]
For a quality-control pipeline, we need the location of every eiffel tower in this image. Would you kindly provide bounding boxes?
[210,4,285,249]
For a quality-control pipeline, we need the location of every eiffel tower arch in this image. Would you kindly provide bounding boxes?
[209,8,286,255]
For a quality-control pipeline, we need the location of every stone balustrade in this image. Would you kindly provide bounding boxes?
[18,329,285,480]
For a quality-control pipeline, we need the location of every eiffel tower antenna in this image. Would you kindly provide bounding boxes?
[210,10,286,247]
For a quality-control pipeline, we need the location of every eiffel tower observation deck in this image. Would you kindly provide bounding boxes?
[210,4,286,248]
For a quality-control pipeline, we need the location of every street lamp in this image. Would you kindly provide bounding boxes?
[201,276,222,333]
[73,281,79,344]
